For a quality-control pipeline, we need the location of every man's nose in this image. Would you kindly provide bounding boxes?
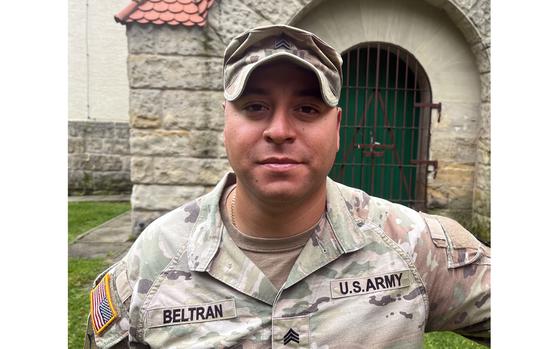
[263,109,296,144]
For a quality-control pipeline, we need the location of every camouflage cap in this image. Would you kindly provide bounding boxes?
[223,24,343,107]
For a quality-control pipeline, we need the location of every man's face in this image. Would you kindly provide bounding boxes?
[223,61,341,204]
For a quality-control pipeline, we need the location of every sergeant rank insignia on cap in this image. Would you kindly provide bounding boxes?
[90,273,118,334]
[274,35,294,50]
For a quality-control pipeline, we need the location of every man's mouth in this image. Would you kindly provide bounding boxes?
[258,157,302,170]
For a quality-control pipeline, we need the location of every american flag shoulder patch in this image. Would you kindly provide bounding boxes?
[90,273,118,335]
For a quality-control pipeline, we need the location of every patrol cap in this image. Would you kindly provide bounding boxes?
[223,24,343,107]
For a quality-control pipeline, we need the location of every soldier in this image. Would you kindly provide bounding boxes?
[85,24,490,348]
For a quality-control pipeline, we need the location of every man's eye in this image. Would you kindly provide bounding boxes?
[296,105,319,115]
[244,104,268,113]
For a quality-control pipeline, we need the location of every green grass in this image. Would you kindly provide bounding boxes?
[68,201,130,242]
[424,331,486,348]
[68,258,112,349]
[68,201,129,348]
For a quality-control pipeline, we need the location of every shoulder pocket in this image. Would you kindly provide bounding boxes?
[421,213,483,269]
[90,261,131,348]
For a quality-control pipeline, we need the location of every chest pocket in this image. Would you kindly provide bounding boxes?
[421,213,487,269]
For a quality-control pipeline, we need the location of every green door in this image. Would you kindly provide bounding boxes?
[329,43,432,209]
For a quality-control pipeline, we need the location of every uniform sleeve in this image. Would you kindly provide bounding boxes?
[418,213,491,346]
[85,259,133,349]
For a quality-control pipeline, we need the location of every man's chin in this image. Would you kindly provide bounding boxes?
[250,178,324,204]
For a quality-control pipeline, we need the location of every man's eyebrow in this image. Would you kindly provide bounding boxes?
[241,87,322,99]
[242,87,267,96]
[295,88,322,99]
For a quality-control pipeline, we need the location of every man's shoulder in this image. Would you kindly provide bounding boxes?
[131,198,204,260]
[330,179,418,227]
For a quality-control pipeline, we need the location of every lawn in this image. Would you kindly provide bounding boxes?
[69,258,112,349]
[68,202,486,349]
[68,201,130,242]
[68,201,129,348]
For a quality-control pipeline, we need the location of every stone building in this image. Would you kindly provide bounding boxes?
[105,0,490,239]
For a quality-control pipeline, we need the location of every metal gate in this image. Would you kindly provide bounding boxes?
[329,43,437,210]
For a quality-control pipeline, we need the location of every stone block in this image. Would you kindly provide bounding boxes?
[467,0,490,43]
[128,23,225,57]
[427,184,473,210]
[471,42,490,74]
[433,102,480,139]
[92,172,132,194]
[130,129,226,158]
[68,170,94,195]
[129,89,163,120]
[122,157,131,172]
[429,134,477,163]
[85,138,104,153]
[442,2,480,46]
[476,143,490,166]
[131,156,231,185]
[479,102,490,136]
[73,154,123,172]
[102,138,130,155]
[155,25,225,56]
[115,123,130,139]
[68,138,85,154]
[131,114,161,129]
[472,187,490,216]
[433,162,475,189]
[128,55,222,90]
[127,24,157,54]
[161,90,225,131]
[471,213,491,242]
[82,122,115,139]
[474,163,490,190]
[452,0,478,10]
[239,0,304,24]
[207,0,273,44]
[131,184,208,211]
[481,72,490,103]
[68,122,81,137]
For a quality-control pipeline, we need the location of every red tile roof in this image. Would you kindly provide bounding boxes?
[115,0,215,27]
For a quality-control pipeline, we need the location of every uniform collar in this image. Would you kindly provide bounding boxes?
[186,173,370,272]
[325,176,370,252]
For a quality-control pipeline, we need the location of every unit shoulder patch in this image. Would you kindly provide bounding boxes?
[89,273,118,335]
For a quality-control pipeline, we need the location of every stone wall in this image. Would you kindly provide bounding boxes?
[445,0,491,239]
[126,0,490,238]
[68,121,132,195]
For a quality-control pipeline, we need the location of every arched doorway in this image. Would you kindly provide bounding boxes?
[329,42,434,210]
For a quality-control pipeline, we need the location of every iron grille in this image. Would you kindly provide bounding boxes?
[329,42,434,210]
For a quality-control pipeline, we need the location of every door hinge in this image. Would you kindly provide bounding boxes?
[414,102,442,122]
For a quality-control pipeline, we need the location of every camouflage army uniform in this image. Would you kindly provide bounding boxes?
[86,173,490,348]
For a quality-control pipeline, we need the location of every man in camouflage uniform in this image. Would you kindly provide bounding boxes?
[85,25,490,348]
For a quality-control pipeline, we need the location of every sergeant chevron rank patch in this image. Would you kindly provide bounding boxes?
[89,274,118,334]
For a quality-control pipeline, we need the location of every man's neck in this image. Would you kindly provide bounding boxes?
[227,182,327,238]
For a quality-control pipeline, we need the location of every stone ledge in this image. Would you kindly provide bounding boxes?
[131,156,231,185]
[128,23,226,56]
[130,129,226,158]
[131,184,213,211]
[128,54,223,90]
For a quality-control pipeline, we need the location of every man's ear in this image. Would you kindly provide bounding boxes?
[222,101,226,110]
[336,107,342,150]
